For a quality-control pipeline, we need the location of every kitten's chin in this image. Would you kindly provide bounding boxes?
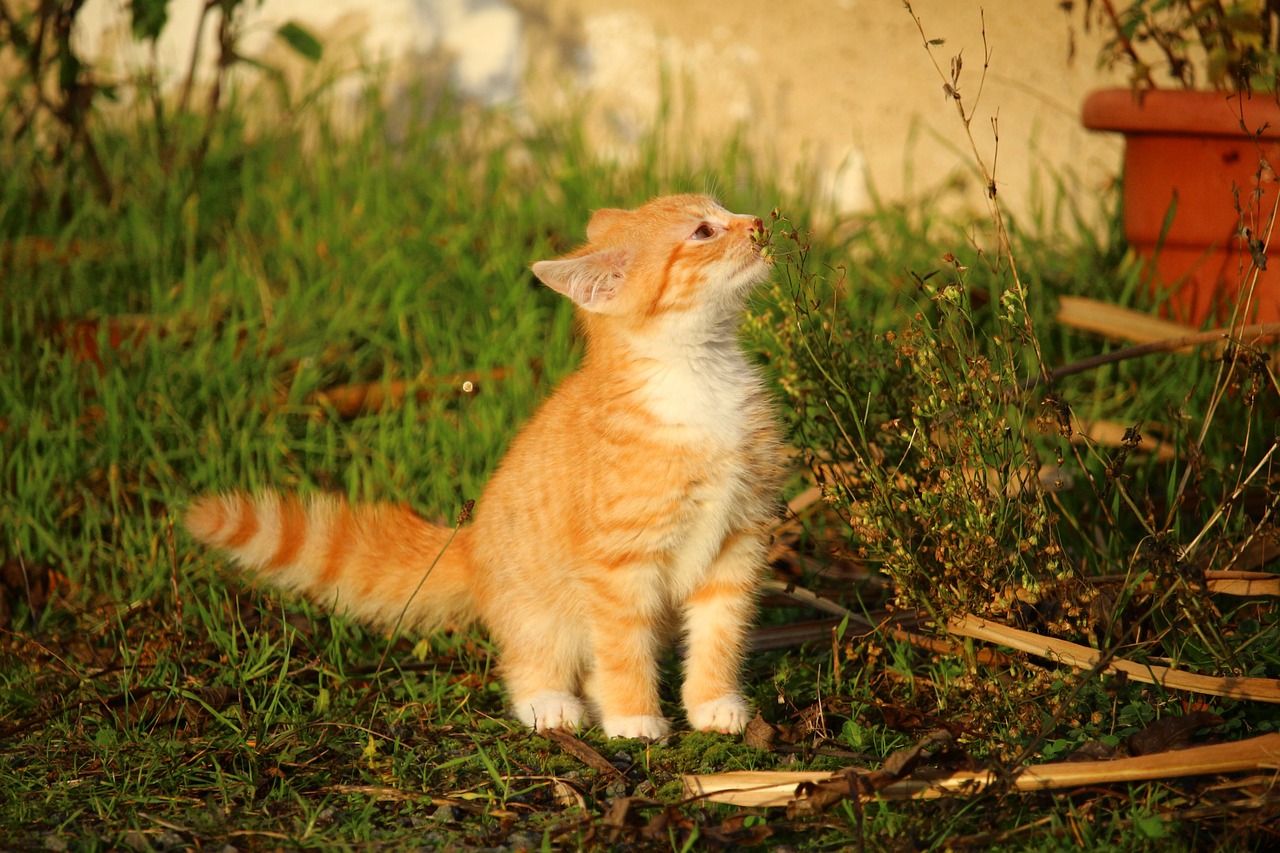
[734,254,774,290]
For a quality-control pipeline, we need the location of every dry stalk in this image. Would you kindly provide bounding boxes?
[948,614,1280,703]
[903,1,1050,385]
[682,732,1280,807]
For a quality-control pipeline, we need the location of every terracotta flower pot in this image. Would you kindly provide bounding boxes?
[1082,88,1280,325]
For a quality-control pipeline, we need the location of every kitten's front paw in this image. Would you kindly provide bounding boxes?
[516,691,585,732]
[687,695,751,734]
[600,714,671,740]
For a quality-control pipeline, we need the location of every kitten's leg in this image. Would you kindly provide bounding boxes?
[501,635,586,732]
[584,569,671,739]
[681,532,763,734]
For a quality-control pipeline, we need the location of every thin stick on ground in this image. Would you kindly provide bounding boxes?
[947,614,1280,703]
[1023,321,1280,391]
[683,732,1280,807]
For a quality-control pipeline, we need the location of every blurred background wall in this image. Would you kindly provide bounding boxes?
[73,0,1127,225]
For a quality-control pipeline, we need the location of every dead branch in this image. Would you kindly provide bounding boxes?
[683,732,1280,807]
[1025,322,1280,391]
[948,614,1280,703]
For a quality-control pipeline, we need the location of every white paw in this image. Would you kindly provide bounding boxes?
[600,714,671,739]
[687,695,751,734]
[516,691,585,732]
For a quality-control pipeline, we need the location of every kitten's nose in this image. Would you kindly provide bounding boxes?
[750,217,763,232]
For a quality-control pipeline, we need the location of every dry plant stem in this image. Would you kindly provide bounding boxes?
[761,579,880,633]
[948,614,1280,703]
[0,5,43,136]
[1166,328,1270,534]
[1221,142,1280,337]
[0,0,112,202]
[166,515,184,635]
[543,730,625,781]
[903,1,1050,386]
[1208,573,1280,594]
[1002,551,1268,768]
[1166,170,1280,531]
[760,580,1009,666]
[177,0,219,115]
[1097,0,1159,89]
[1216,494,1280,579]
[1184,441,1280,560]
[1022,322,1280,391]
[1091,570,1280,596]
[750,619,846,652]
[682,732,1280,807]
[1055,295,1195,345]
[1202,185,1280,546]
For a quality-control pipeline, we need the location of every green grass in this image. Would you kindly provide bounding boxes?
[2,88,1278,850]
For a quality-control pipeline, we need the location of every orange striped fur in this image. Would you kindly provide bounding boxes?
[186,194,785,738]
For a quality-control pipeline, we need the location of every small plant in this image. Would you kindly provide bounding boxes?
[749,4,1280,773]
[0,0,322,213]
[1067,0,1280,91]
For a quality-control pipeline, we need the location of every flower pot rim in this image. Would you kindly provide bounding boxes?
[1082,87,1280,139]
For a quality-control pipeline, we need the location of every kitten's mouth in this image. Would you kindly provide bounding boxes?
[748,224,774,266]
[746,236,774,269]
[733,245,775,287]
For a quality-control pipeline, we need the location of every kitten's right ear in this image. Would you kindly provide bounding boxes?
[586,208,629,242]
[532,249,630,313]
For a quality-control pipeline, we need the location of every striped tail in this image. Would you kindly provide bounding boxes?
[185,490,477,633]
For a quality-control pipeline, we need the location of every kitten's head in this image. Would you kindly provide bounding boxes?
[531,194,769,334]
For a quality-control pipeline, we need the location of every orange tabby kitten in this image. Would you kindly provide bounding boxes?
[186,194,785,738]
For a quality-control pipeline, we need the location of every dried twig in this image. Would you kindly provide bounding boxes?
[1023,322,1280,391]
[544,729,625,782]
[683,732,1280,807]
[762,580,1010,666]
[947,615,1280,703]
[1090,570,1280,597]
[749,619,844,652]
[1055,295,1196,345]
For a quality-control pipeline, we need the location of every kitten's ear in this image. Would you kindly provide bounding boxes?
[586,208,629,243]
[532,249,630,313]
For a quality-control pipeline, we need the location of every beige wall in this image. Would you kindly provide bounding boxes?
[523,0,1126,225]
[71,0,1127,226]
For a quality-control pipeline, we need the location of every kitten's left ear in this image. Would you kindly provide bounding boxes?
[532,249,631,313]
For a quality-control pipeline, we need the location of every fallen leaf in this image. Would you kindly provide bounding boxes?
[787,729,955,817]
[703,811,775,845]
[743,712,778,751]
[880,729,954,778]
[551,777,586,809]
[1126,711,1224,756]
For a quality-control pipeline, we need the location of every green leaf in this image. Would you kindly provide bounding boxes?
[277,21,323,62]
[1135,814,1167,840]
[129,0,169,43]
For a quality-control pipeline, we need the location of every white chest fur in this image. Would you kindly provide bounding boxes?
[634,337,762,442]
[629,338,766,590]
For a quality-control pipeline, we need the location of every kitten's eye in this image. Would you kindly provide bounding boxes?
[690,223,716,240]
